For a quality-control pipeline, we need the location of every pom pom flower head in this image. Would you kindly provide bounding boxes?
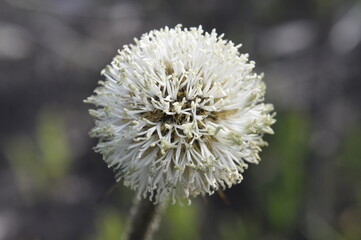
[86,24,275,204]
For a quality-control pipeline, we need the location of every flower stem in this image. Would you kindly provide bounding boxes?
[124,198,166,240]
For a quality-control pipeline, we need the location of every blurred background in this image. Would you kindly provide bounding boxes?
[1,0,360,239]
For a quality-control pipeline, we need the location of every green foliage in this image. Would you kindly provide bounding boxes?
[337,127,361,240]
[4,107,71,195]
[163,203,199,240]
[340,127,361,173]
[219,215,259,240]
[265,112,310,232]
[37,107,71,180]
[91,208,124,240]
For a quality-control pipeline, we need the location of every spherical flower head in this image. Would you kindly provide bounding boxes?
[86,25,275,204]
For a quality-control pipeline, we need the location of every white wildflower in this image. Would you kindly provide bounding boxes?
[85,24,275,204]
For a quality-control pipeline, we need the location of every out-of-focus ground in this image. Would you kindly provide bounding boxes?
[0,0,360,239]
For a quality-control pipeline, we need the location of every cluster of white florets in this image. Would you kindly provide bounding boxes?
[86,24,275,204]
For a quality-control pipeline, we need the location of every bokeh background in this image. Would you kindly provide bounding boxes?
[1,0,361,239]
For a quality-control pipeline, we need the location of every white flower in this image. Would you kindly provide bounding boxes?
[85,24,275,204]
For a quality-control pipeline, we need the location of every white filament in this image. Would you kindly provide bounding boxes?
[86,25,275,204]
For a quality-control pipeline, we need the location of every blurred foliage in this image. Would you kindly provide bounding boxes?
[37,107,71,180]
[91,207,125,240]
[162,202,200,240]
[265,112,310,232]
[219,215,259,240]
[4,107,71,196]
[339,127,361,177]
[337,127,361,240]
